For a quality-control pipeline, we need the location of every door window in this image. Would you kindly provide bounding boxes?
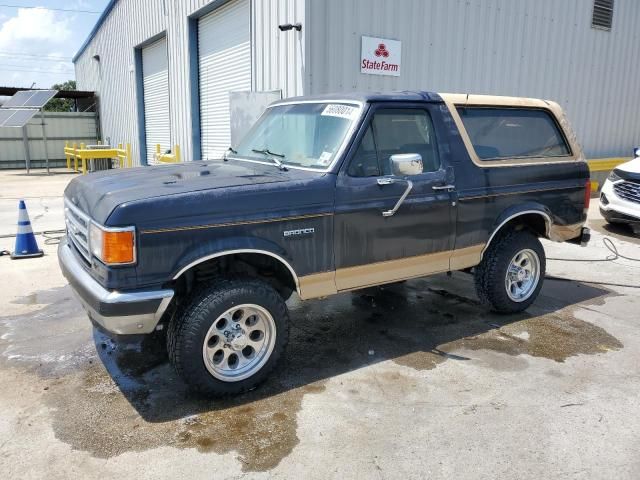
[348,109,440,177]
[348,125,380,177]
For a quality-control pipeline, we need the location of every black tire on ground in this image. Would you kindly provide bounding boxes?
[474,228,546,314]
[167,278,289,396]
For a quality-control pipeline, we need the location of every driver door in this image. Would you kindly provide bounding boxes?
[333,105,454,291]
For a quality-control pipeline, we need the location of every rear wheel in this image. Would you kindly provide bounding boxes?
[474,229,546,313]
[167,278,289,396]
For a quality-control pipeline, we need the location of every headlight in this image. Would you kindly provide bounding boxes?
[607,170,622,182]
[89,222,136,265]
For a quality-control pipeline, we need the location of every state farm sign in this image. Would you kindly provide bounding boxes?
[361,36,401,77]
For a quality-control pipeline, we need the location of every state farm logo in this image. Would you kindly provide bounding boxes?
[361,36,401,77]
[374,43,390,58]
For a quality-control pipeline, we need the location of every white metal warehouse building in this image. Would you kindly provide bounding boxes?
[74,0,640,165]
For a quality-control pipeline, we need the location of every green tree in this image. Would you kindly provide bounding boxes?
[43,80,76,112]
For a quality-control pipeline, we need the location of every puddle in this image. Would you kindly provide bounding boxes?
[46,342,325,472]
[0,286,93,376]
[392,278,622,370]
[178,383,325,470]
[1,276,622,472]
[9,287,70,306]
[443,309,623,362]
[394,348,472,371]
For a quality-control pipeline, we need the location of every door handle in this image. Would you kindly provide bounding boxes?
[376,177,395,186]
[382,179,413,217]
[432,184,455,191]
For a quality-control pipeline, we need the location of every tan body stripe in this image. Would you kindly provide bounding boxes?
[298,244,485,300]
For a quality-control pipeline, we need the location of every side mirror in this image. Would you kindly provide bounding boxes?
[389,153,423,177]
[634,147,640,159]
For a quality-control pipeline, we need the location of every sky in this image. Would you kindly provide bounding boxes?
[0,0,110,89]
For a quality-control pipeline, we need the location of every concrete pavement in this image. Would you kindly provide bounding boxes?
[0,170,73,239]
[0,170,639,479]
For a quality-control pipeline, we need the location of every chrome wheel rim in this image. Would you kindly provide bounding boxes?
[504,249,540,302]
[202,304,276,382]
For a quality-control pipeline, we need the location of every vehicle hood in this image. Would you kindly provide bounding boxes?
[64,160,304,224]
[616,158,640,174]
[614,158,640,181]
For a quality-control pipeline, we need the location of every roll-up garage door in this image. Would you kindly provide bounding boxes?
[198,0,251,160]
[142,37,170,165]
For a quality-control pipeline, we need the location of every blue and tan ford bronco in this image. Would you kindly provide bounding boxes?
[59,92,591,396]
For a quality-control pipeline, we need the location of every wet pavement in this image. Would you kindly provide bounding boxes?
[0,174,639,479]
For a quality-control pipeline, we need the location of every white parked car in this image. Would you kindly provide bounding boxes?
[600,148,640,234]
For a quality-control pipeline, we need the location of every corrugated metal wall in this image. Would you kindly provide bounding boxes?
[75,0,305,165]
[76,0,639,159]
[306,0,640,158]
[253,0,305,99]
[0,113,97,169]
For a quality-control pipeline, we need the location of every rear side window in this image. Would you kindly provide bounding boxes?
[457,107,571,160]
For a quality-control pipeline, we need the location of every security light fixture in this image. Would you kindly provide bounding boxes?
[278,23,302,32]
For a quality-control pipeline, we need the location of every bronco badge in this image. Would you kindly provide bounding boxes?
[283,228,315,238]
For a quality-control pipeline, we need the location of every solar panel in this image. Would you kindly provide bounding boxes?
[1,91,35,108]
[2,89,57,108]
[0,108,39,127]
[22,90,58,108]
[0,109,14,125]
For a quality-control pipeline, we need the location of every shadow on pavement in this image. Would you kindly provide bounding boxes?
[590,218,640,245]
[94,273,614,424]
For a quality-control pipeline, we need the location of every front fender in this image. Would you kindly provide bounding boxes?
[168,235,296,281]
[134,231,299,290]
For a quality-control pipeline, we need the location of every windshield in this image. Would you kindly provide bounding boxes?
[229,102,361,170]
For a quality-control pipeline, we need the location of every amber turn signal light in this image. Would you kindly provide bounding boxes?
[89,223,136,265]
[102,230,135,264]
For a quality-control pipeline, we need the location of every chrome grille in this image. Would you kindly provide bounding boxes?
[64,199,91,263]
[613,180,640,204]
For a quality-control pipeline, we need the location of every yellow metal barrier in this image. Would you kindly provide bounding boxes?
[64,141,132,174]
[155,144,181,164]
[587,157,627,172]
[116,143,133,169]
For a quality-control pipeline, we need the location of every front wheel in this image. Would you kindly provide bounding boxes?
[167,278,289,396]
[474,229,546,313]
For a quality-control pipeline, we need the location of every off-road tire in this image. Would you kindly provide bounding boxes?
[474,228,546,313]
[167,278,289,396]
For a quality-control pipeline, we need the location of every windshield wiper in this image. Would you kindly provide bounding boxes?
[251,148,287,170]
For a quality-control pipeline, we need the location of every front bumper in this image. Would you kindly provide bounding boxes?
[58,238,174,335]
[600,180,640,224]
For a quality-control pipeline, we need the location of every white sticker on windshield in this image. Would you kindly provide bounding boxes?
[321,104,358,120]
[318,151,333,165]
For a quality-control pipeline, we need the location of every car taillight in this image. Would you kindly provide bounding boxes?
[584,179,591,211]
